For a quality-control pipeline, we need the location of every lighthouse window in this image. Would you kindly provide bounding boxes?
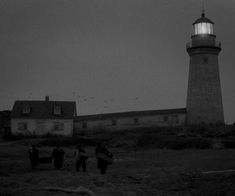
[194,23,213,35]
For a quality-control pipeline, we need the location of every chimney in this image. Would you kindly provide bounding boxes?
[45,96,49,101]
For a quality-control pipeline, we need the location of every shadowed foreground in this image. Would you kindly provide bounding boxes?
[1,142,235,196]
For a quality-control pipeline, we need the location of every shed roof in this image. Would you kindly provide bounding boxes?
[75,108,186,122]
[11,100,76,119]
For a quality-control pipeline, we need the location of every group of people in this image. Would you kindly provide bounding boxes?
[28,142,113,174]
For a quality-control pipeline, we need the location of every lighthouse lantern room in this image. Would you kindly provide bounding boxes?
[193,13,214,35]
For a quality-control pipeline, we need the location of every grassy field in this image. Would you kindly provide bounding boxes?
[1,141,235,196]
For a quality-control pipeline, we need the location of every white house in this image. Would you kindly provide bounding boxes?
[11,96,77,136]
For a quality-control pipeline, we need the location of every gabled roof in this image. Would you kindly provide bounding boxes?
[11,100,76,119]
[75,108,186,121]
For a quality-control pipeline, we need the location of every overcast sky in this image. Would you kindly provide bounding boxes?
[0,0,234,124]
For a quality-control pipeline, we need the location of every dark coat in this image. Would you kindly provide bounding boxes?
[52,148,64,169]
[28,147,39,168]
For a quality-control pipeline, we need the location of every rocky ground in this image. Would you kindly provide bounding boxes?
[1,142,235,196]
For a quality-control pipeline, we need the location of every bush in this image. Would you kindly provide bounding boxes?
[5,126,215,150]
[39,136,108,147]
[4,133,37,141]
[136,133,212,150]
[168,137,211,149]
[222,138,235,148]
[136,133,164,148]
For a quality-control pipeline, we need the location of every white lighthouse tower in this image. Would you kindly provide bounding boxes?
[186,12,224,125]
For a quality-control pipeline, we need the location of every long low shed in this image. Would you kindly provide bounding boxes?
[74,108,186,133]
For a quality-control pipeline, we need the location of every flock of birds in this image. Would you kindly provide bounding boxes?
[21,91,142,113]
[75,94,140,112]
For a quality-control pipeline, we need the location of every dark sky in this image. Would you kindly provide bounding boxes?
[0,0,234,124]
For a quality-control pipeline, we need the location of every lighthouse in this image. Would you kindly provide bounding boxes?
[186,12,224,125]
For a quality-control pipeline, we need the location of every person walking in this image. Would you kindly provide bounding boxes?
[95,142,113,174]
[28,145,39,169]
[51,145,64,169]
[74,145,88,172]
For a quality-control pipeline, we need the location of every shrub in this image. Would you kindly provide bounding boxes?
[4,133,37,141]
[222,138,235,148]
[136,132,164,148]
[39,136,108,147]
[136,132,212,149]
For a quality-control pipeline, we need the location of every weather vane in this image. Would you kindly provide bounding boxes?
[202,0,205,16]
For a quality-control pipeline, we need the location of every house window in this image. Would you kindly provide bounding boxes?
[22,106,31,115]
[203,56,209,64]
[82,122,87,129]
[18,122,27,131]
[53,106,62,115]
[164,116,168,122]
[172,114,179,124]
[134,118,139,124]
[112,119,117,126]
[54,122,64,131]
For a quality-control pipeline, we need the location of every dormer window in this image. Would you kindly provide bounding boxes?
[53,106,62,115]
[22,106,31,115]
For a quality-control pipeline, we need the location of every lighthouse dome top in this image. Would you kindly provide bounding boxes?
[192,13,214,35]
[193,13,214,25]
